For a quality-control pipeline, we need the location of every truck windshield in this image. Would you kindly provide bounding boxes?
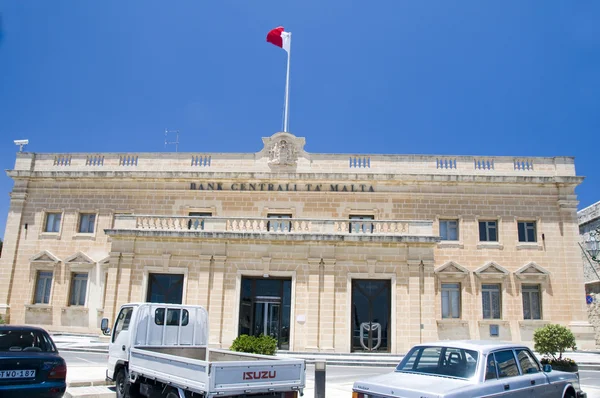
[396,346,479,379]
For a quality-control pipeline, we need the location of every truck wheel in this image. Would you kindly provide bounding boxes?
[115,368,140,398]
[164,390,179,398]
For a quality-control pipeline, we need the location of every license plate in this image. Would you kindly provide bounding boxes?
[0,370,36,379]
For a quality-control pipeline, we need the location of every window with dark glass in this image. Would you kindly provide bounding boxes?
[146,273,184,304]
[267,214,292,232]
[188,212,211,230]
[479,220,498,242]
[69,273,88,306]
[439,220,459,241]
[78,213,96,233]
[518,221,536,242]
[441,283,460,319]
[522,284,541,320]
[34,271,53,304]
[154,308,189,326]
[516,349,540,374]
[482,284,501,319]
[44,213,62,233]
[349,215,374,233]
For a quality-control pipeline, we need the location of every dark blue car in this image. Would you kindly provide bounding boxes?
[0,325,66,398]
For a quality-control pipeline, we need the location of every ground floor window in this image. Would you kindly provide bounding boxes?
[34,271,53,304]
[522,284,541,320]
[441,283,461,319]
[482,284,501,319]
[147,273,184,304]
[69,273,88,306]
[238,277,291,349]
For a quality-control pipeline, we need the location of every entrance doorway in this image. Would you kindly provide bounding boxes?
[351,279,391,352]
[239,277,291,349]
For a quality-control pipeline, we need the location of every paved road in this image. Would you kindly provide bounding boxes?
[62,352,600,397]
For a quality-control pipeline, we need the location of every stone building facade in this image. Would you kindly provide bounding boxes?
[578,201,600,346]
[0,132,596,352]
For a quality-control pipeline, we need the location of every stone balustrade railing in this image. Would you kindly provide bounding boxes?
[113,214,433,237]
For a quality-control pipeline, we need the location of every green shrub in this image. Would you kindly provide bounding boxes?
[0,315,5,325]
[230,334,277,356]
[533,324,576,361]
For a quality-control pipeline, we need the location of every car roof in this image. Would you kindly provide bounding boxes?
[0,325,50,334]
[412,340,529,354]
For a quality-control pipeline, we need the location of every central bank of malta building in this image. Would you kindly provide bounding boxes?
[0,132,595,351]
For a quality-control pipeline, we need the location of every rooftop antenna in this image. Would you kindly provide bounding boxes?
[164,129,179,152]
[14,139,29,152]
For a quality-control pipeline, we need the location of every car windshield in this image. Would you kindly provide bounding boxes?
[0,329,57,352]
[396,346,479,379]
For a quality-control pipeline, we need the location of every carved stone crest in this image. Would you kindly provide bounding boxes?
[261,132,305,169]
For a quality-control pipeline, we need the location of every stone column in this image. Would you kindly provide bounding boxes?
[208,255,226,347]
[115,253,134,310]
[0,190,27,322]
[305,258,321,351]
[421,261,437,342]
[319,259,336,352]
[102,252,121,323]
[189,255,212,307]
[407,260,423,347]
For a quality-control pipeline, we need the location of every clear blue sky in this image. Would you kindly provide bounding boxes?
[1,1,599,240]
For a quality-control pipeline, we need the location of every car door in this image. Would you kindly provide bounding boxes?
[514,348,553,398]
[483,350,530,397]
[107,306,134,379]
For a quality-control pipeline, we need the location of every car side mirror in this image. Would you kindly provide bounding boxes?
[100,318,111,336]
[543,364,552,372]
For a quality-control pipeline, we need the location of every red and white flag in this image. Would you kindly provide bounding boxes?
[266,26,291,53]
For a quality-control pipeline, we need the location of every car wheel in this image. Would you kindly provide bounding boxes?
[563,390,576,398]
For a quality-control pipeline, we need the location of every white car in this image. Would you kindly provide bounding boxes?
[352,340,586,398]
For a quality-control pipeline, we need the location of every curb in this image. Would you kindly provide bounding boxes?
[68,380,112,388]
[60,347,109,354]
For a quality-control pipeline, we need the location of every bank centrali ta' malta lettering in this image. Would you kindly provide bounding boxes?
[190,182,375,192]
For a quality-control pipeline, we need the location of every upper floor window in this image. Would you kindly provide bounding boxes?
[482,284,501,319]
[518,221,537,243]
[188,212,211,230]
[441,283,461,319]
[69,273,88,306]
[349,215,374,233]
[522,284,541,320]
[44,213,62,233]
[78,213,96,233]
[479,221,498,242]
[439,219,459,241]
[267,214,292,232]
[34,271,53,304]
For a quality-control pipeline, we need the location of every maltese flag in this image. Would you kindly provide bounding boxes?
[266,26,291,53]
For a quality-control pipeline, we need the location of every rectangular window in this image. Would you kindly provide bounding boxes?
[479,221,498,242]
[44,213,62,233]
[34,271,53,304]
[69,273,88,306]
[439,219,459,241]
[188,212,211,230]
[78,213,96,233]
[482,284,501,319]
[493,350,520,378]
[518,221,537,242]
[154,308,189,326]
[349,215,374,233]
[267,214,292,232]
[441,283,461,318]
[522,284,541,320]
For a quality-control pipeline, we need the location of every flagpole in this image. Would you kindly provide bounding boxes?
[283,33,291,133]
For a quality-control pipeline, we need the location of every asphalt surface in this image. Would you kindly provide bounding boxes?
[62,351,600,397]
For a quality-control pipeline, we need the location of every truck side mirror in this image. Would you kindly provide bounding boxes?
[100,318,111,336]
[542,364,552,372]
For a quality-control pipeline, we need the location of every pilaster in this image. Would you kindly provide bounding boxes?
[115,253,134,310]
[319,258,336,352]
[305,258,321,351]
[208,255,226,347]
[102,252,121,324]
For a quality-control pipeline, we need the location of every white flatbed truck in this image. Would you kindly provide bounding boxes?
[101,303,305,398]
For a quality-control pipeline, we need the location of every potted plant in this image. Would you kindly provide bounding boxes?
[533,324,578,372]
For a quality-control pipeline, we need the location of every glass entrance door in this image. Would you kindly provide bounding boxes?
[253,298,281,339]
[238,277,291,349]
[351,279,391,352]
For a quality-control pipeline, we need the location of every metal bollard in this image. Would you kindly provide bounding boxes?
[314,360,326,398]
